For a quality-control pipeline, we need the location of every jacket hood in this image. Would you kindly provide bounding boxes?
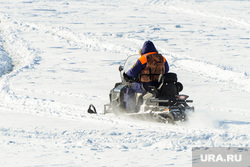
[141,40,157,55]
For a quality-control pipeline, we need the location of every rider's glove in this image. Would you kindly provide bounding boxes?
[123,72,131,82]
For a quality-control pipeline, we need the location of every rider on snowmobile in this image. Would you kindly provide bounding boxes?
[123,40,169,112]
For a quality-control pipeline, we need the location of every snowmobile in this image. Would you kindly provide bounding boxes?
[103,55,194,124]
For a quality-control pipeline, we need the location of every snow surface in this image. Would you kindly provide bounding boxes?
[0,0,250,166]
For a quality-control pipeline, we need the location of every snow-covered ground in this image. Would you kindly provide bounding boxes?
[0,0,249,166]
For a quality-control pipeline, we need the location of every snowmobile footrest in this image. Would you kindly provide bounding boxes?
[150,99,169,103]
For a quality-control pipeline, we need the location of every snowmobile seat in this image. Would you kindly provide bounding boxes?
[159,73,178,83]
[157,73,180,101]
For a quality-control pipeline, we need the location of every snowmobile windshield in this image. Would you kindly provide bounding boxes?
[120,55,140,81]
[123,55,140,73]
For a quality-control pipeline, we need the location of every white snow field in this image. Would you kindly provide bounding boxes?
[0,0,250,166]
